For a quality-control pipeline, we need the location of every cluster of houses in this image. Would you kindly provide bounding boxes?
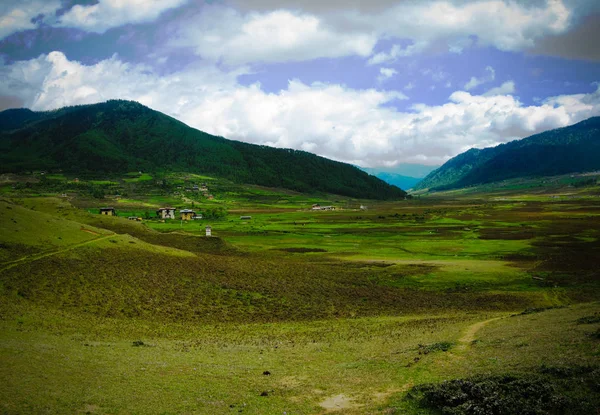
[99,207,203,221]
[175,183,214,200]
[311,204,336,211]
[156,207,203,220]
[99,206,212,236]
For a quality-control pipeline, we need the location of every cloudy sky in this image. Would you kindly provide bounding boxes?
[1,0,599,169]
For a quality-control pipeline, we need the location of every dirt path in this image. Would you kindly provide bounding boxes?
[0,234,115,272]
[457,316,504,350]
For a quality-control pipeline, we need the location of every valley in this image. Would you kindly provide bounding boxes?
[1,172,599,414]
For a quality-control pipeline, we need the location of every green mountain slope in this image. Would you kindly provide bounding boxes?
[415,117,600,190]
[0,100,405,200]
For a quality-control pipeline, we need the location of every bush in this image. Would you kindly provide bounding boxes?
[407,366,600,415]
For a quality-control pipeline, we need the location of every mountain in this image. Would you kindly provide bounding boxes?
[363,163,438,178]
[360,169,423,190]
[0,100,405,200]
[415,117,600,191]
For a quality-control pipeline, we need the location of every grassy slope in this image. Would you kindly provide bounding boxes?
[1,187,599,413]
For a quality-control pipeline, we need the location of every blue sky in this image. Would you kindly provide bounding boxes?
[1,0,599,169]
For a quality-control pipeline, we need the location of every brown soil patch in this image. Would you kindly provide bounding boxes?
[319,394,359,412]
[81,228,100,235]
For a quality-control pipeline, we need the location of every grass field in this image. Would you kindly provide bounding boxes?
[1,173,599,414]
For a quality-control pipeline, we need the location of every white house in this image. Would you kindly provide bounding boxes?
[156,207,176,219]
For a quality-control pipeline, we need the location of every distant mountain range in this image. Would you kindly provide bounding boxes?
[415,117,600,191]
[0,100,405,200]
[359,169,423,190]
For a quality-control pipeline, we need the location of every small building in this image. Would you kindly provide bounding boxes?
[192,214,203,220]
[205,225,212,237]
[156,207,176,219]
[100,207,116,216]
[192,185,199,191]
[207,194,214,200]
[128,216,142,221]
[240,216,252,220]
[180,209,196,221]
[312,204,321,210]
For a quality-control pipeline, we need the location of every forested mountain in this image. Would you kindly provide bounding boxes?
[415,117,600,191]
[0,100,405,199]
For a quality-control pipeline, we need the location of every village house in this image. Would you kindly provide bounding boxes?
[312,204,321,210]
[240,216,252,220]
[180,209,196,221]
[100,207,116,216]
[156,207,176,219]
[205,225,212,236]
[192,214,203,220]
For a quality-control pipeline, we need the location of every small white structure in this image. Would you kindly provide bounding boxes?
[205,225,212,236]
[156,207,176,219]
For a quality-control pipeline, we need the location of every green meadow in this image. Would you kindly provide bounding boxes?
[1,173,599,414]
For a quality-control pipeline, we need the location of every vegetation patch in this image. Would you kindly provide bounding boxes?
[418,341,453,354]
[577,314,600,324]
[276,247,327,253]
[405,366,600,415]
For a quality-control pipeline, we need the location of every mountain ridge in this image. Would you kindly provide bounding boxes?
[0,100,406,200]
[415,117,600,191]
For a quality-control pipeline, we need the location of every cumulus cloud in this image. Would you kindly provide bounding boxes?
[377,67,397,83]
[171,6,376,65]
[367,42,428,65]
[56,0,188,33]
[483,80,516,96]
[2,52,599,167]
[464,66,495,91]
[168,0,578,66]
[0,0,61,40]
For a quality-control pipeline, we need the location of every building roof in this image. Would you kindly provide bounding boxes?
[157,207,176,211]
[100,207,115,210]
[180,209,195,213]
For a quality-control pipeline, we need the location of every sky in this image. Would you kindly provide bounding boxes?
[1,0,599,169]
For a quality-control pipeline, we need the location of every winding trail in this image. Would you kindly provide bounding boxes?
[0,234,115,273]
[457,316,505,350]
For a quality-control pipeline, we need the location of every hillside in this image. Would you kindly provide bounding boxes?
[0,100,405,200]
[415,117,600,191]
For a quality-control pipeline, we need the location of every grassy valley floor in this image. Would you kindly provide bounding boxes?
[1,175,599,414]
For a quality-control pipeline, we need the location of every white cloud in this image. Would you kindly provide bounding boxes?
[57,0,188,33]
[172,6,376,65]
[169,1,577,66]
[2,52,599,168]
[484,80,516,96]
[367,42,428,65]
[377,67,397,83]
[0,0,61,40]
[464,66,496,90]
